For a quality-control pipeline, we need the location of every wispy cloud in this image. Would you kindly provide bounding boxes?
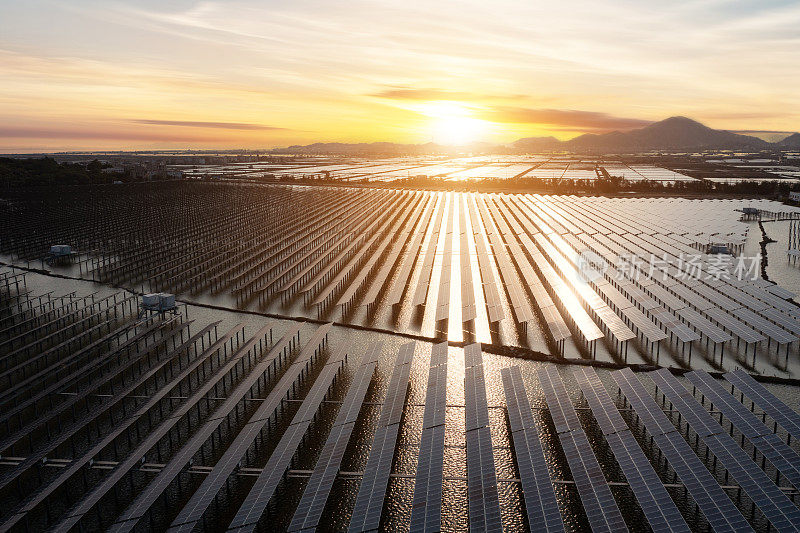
[131,119,286,130]
[481,107,653,132]
[2,0,800,150]
[371,88,478,101]
[0,125,226,142]
[370,87,522,101]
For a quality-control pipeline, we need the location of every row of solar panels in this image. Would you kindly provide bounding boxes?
[510,364,800,533]
[6,295,800,533]
[513,193,800,367]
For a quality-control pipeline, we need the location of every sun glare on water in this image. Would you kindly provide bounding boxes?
[422,101,489,145]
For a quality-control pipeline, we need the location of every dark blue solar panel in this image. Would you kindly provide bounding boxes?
[611,368,753,533]
[650,368,800,531]
[464,343,502,533]
[724,369,800,442]
[574,367,689,533]
[346,342,415,532]
[686,370,800,496]
[537,367,626,533]
[501,366,564,533]
[409,341,448,533]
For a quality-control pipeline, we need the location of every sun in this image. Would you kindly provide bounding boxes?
[419,101,489,145]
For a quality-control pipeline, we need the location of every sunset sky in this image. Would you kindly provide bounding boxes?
[1,0,799,152]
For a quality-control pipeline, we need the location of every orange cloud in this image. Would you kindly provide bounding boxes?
[482,107,653,132]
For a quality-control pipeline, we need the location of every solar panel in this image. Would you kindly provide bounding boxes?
[378,342,415,427]
[669,283,714,311]
[409,342,448,533]
[466,196,505,323]
[686,371,800,491]
[347,341,415,532]
[459,197,477,323]
[650,369,800,531]
[177,343,347,532]
[347,424,400,533]
[465,365,490,432]
[48,323,252,533]
[574,367,689,533]
[619,305,667,344]
[421,343,448,431]
[501,367,564,533]
[537,367,581,434]
[466,426,503,533]
[288,344,381,532]
[704,307,764,344]
[537,367,627,533]
[114,323,323,533]
[675,308,731,344]
[409,424,446,533]
[618,282,659,311]
[646,284,688,312]
[723,286,770,313]
[435,198,453,323]
[412,194,445,306]
[596,282,635,311]
[501,366,536,433]
[758,307,800,336]
[463,343,503,533]
[730,307,796,345]
[765,283,795,300]
[692,283,742,312]
[724,369,800,442]
[649,308,701,344]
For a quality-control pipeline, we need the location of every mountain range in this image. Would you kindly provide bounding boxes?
[272,117,800,155]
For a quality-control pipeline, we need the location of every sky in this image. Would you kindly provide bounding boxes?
[1,0,799,152]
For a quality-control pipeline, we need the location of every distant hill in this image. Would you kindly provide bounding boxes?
[564,116,769,152]
[510,136,561,151]
[270,117,796,155]
[777,132,800,149]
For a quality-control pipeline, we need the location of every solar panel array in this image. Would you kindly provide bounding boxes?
[7,181,800,533]
[0,289,219,532]
[288,342,383,532]
[574,367,690,533]
[537,366,628,533]
[724,369,800,441]
[108,323,323,533]
[501,366,564,533]
[48,321,262,533]
[174,328,345,533]
[347,341,415,532]
[650,368,800,531]
[409,341,448,533]
[6,183,800,372]
[685,370,800,491]
[611,368,754,533]
[464,343,503,533]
